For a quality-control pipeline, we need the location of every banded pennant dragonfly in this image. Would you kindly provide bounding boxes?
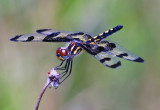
[10,25,144,85]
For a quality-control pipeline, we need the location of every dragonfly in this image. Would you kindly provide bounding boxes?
[10,25,144,84]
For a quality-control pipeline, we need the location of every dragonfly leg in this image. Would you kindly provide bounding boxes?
[60,59,71,76]
[55,61,64,68]
[60,58,73,84]
[55,60,68,70]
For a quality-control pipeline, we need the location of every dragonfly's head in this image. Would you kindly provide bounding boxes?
[56,47,69,61]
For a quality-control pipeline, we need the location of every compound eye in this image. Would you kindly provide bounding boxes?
[56,48,62,55]
[56,48,68,57]
[60,49,68,56]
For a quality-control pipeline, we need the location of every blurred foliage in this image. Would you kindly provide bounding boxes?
[0,0,160,110]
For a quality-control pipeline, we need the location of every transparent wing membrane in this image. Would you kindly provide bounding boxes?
[106,40,144,63]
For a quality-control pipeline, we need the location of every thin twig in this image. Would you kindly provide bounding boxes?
[35,81,51,110]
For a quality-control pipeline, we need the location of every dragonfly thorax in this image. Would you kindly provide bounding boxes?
[56,47,69,61]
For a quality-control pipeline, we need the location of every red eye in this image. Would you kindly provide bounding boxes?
[56,48,62,55]
[56,48,68,56]
[60,49,68,56]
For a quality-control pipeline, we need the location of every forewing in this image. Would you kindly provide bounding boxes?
[104,40,144,63]
[10,30,74,42]
[10,29,94,42]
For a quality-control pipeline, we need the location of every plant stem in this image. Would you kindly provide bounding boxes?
[35,81,51,110]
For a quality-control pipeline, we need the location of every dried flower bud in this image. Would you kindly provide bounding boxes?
[47,68,60,89]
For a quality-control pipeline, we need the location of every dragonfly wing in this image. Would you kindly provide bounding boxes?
[10,29,93,42]
[94,52,121,68]
[102,40,144,63]
[77,42,121,69]
[77,39,144,69]
[10,30,74,42]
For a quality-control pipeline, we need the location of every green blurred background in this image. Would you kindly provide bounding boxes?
[0,0,160,110]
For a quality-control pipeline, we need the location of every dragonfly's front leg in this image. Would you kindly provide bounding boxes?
[50,58,73,84]
[54,61,64,70]
[60,59,71,76]
[60,59,73,84]
[54,60,69,70]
